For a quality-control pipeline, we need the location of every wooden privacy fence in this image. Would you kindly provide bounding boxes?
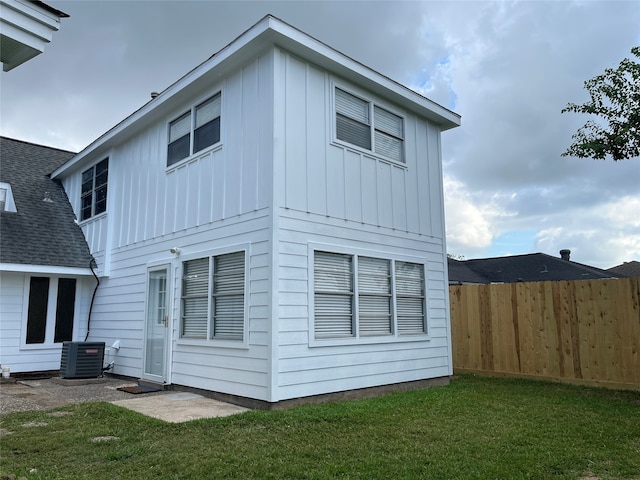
[449,278,640,390]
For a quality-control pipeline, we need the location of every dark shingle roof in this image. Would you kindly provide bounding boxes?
[607,261,640,278]
[447,258,489,284]
[448,253,622,284]
[0,137,93,269]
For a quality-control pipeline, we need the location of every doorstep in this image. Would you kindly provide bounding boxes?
[138,378,171,391]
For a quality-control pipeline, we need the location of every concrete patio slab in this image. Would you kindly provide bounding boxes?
[111,392,249,422]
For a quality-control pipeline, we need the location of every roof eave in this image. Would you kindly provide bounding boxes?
[53,15,460,178]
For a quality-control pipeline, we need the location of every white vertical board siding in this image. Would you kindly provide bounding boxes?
[275,50,449,401]
[60,55,273,259]
[55,54,275,398]
[279,51,443,238]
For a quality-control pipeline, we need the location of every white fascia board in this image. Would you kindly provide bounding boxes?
[0,0,62,40]
[0,0,65,71]
[265,18,460,130]
[52,16,277,178]
[0,263,94,276]
[53,15,460,178]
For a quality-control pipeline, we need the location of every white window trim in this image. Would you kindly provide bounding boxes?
[166,89,224,171]
[20,275,81,350]
[0,182,17,212]
[331,81,407,167]
[176,244,249,349]
[308,243,429,347]
[78,157,109,225]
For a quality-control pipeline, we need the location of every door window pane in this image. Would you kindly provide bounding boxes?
[54,278,76,343]
[26,277,50,344]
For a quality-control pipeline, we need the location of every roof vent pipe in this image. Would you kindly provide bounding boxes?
[560,249,571,261]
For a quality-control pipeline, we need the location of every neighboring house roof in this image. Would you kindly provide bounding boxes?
[607,261,640,278]
[52,14,460,178]
[448,252,621,284]
[447,258,489,284]
[0,136,93,269]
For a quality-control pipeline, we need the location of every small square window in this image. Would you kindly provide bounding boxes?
[335,87,404,163]
[168,92,221,167]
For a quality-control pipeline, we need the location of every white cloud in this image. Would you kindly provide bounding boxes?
[535,195,640,268]
[443,176,514,256]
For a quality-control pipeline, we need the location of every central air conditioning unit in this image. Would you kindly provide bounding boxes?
[59,341,105,379]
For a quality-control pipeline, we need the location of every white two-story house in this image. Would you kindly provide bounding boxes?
[52,15,460,407]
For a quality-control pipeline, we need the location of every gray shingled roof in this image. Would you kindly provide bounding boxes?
[447,258,489,284]
[448,253,622,284]
[0,137,93,269]
[607,261,640,278]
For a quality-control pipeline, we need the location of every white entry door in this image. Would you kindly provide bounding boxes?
[143,266,170,382]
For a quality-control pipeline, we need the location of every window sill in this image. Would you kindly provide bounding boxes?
[166,142,223,173]
[309,333,430,348]
[331,140,407,169]
[79,211,107,226]
[20,343,64,351]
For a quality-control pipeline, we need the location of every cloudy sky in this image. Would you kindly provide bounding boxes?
[2,1,639,268]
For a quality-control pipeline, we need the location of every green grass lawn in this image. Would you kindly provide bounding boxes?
[1,375,639,479]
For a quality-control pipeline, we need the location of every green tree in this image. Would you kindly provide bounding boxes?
[562,46,640,161]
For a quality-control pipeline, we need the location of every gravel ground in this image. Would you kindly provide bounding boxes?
[0,376,166,415]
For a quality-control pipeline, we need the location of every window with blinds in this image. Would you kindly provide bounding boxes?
[335,87,404,163]
[314,251,426,340]
[395,261,426,335]
[181,251,245,341]
[358,257,391,336]
[181,258,209,338]
[168,92,221,167]
[314,251,354,338]
[213,252,245,340]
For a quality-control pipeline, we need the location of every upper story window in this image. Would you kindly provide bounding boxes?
[80,158,108,221]
[168,92,221,167]
[335,87,405,163]
[0,182,17,213]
